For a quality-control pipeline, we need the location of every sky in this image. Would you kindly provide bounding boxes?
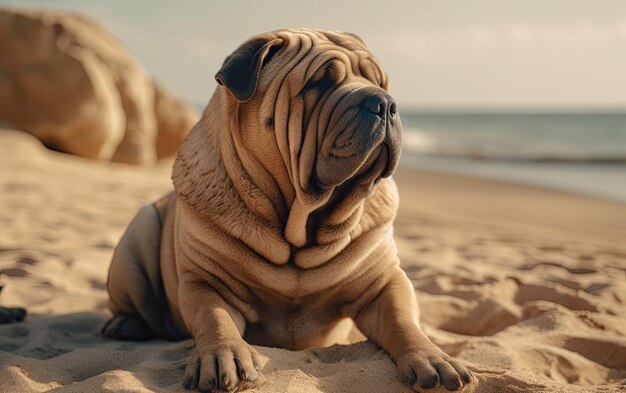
[2,0,626,110]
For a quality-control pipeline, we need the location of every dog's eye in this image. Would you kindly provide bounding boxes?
[303,68,335,94]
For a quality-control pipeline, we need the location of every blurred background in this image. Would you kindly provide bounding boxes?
[2,0,626,201]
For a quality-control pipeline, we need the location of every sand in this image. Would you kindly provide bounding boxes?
[0,128,625,392]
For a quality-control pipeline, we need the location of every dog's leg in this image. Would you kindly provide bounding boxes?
[103,204,170,341]
[179,276,263,393]
[101,314,152,340]
[355,268,472,391]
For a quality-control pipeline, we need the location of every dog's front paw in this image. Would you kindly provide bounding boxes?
[397,347,472,391]
[183,340,264,393]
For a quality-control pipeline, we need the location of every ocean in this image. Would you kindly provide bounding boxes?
[399,111,626,203]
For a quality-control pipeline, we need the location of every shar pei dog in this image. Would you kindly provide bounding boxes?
[103,29,472,392]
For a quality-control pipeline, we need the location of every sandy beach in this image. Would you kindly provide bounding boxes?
[1,128,625,392]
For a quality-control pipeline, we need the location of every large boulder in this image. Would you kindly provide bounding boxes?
[0,7,199,165]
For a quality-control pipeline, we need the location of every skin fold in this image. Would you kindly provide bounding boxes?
[103,29,473,392]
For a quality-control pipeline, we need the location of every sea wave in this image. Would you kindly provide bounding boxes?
[402,127,626,163]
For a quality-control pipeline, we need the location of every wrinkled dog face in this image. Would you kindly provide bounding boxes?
[216,29,403,198]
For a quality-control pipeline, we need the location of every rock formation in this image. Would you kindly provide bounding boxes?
[0,7,199,165]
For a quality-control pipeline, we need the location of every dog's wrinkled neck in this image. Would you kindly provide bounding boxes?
[172,98,222,213]
[173,90,293,265]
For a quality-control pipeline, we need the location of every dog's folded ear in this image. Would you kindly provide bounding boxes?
[215,37,284,102]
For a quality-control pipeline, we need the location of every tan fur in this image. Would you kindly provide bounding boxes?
[105,29,471,392]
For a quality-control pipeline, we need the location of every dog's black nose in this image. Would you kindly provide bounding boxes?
[363,94,396,118]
